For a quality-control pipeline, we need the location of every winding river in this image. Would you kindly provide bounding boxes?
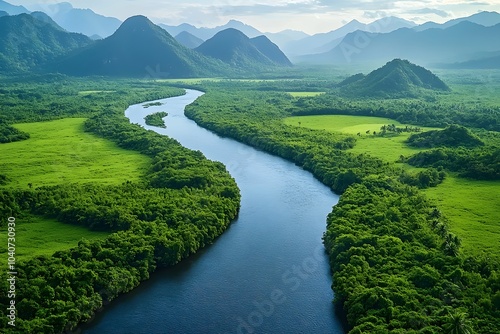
[82,89,343,334]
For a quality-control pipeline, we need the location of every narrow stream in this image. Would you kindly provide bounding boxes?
[82,89,343,334]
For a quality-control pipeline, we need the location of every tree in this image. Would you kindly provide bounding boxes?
[443,311,474,334]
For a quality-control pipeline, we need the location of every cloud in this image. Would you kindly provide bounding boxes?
[407,8,451,18]
[363,11,389,19]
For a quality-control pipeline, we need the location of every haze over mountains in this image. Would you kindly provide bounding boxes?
[0,0,499,74]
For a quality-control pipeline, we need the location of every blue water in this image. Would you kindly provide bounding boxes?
[82,90,343,334]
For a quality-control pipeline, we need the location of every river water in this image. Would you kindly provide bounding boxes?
[82,89,343,334]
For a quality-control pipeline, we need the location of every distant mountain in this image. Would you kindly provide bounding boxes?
[195,28,292,70]
[0,0,28,15]
[250,36,293,66]
[303,22,500,66]
[0,13,92,73]
[284,17,416,57]
[0,10,8,17]
[440,53,500,69]
[414,11,500,32]
[264,29,310,50]
[338,59,449,98]
[30,11,64,30]
[160,19,262,41]
[53,15,230,78]
[175,31,204,49]
[29,2,121,38]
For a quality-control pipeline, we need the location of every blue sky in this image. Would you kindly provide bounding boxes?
[11,0,500,33]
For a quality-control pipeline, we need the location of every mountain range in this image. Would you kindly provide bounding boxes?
[0,13,91,73]
[301,21,500,67]
[195,29,292,69]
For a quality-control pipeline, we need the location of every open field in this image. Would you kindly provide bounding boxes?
[284,115,439,164]
[285,114,500,259]
[424,177,500,259]
[0,118,151,189]
[0,216,109,261]
[287,92,325,97]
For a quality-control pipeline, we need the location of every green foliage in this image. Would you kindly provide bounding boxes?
[408,146,500,180]
[144,111,168,128]
[0,77,240,333]
[407,125,484,148]
[181,81,500,333]
[0,120,30,143]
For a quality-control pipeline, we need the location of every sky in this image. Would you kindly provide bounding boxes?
[10,0,500,34]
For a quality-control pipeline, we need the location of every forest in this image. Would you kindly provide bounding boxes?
[181,80,500,333]
[0,74,499,333]
[0,77,240,333]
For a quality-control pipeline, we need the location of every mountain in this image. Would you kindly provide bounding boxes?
[250,36,293,66]
[337,59,449,98]
[30,11,64,30]
[284,17,416,57]
[441,53,500,69]
[0,13,92,73]
[195,28,292,70]
[175,31,204,49]
[0,10,7,17]
[160,19,262,41]
[29,2,121,38]
[53,15,230,78]
[264,29,309,50]
[304,21,500,66]
[0,0,28,15]
[414,11,500,32]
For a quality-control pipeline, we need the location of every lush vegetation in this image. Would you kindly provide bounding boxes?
[0,77,240,333]
[0,120,30,143]
[144,111,168,128]
[182,80,500,333]
[406,125,484,148]
[0,118,151,189]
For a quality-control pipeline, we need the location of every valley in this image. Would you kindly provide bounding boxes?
[0,1,500,333]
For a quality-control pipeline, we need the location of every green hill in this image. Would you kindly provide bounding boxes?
[0,13,92,73]
[406,124,484,148]
[338,59,450,98]
[195,28,292,70]
[53,15,231,78]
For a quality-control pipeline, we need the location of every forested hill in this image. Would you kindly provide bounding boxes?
[195,28,293,70]
[0,13,92,73]
[337,59,450,98]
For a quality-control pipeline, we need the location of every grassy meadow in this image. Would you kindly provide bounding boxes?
[0,217,109,261]
[285,115,439,164]
[285,114,500,259]
[0,118,151,189]
[0,117,153,260]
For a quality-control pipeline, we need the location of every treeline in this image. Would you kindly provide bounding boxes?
[183,84,500,333]
[408,146,500,180]
[0,120,30,143]
[0,78,240,333]
[290,94,500,132]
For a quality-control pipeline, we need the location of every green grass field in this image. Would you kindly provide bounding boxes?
[0,217,109,261]
[285,115,438,164]
[285,114,500,259]
[424,178,500,259]
[287,92,325,97]
[0,117,151,261]
[0,118,151,189]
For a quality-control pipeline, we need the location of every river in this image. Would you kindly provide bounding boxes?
[82,89,343,334]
